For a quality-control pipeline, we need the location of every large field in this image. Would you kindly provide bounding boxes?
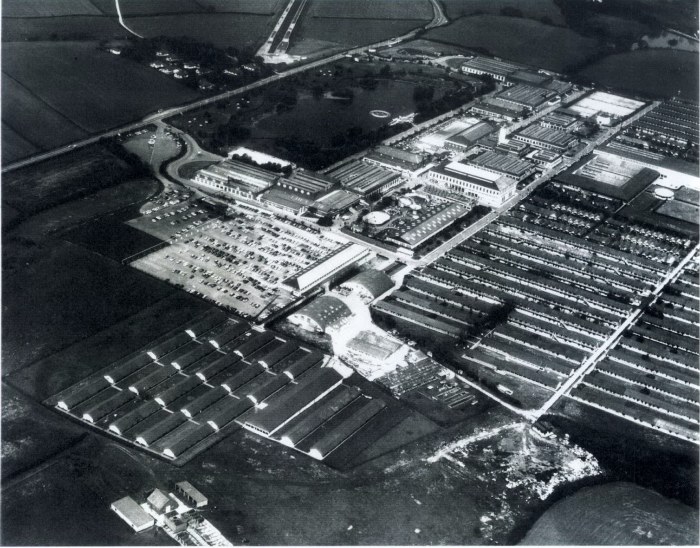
[521,482,699,545]
[309,0,433,20]
[578,49,699,99]
[440,0,565,24]
[125,13,281,51]
[424,15,599,72]
[1,41,200,162]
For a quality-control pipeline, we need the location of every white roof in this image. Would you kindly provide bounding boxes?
[444,161,501,182]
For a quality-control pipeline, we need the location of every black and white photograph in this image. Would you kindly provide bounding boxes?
[1,0,699,545]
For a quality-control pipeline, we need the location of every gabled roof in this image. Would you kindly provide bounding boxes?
[147,488,173,512]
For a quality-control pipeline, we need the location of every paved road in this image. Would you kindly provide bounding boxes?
[2,3,449,175]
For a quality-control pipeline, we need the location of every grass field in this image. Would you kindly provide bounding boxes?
[425,15,599,72]
[1,122,41,163]
[1,383,86,480]
[309,0,433,20]
[2,144,137,215]
[125,13,279,51]
[439,0,565,24]
[3,41,200,133]
[2,0,102,17]
[1,15,126,42]
[521,482,699,545]
[578,49,699,99]
[290,15,427,51]
[1,74,88,161]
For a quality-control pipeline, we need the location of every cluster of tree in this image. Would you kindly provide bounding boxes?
[231,153,292,175]
[414,87,475,123]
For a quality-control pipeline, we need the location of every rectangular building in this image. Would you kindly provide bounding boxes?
[328,160,401,197]
[424,160,518,207]
[466,150,535,180]
[495,84,558,111]
[284,243,372,293]
[460,56,523,82]
[312,189,361,215]
[364,146,426,175]
[193,159,279,199]
[111,497,154,532]
[512,124,577,152]
[277,169,337,198]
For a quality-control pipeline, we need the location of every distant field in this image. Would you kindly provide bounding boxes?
[88,0,205,16]
[425,15,599,72]
[309,0,433,20]
[3,145,135,215]
[1,41,200,163]
[197,0,284,13]
[291,17,426,50]
[1,15,126,41]
[440,0,565,24]
[578,49,699,99]
[3,41,201,133]
[2,0,102,17]
[521,482,699,545]
[126,13,279,51]
[1,123,40,165]
[1,74,88,160]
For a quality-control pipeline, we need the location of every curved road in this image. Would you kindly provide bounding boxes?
[3,3,450,174]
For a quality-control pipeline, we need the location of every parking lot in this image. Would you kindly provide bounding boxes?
[131,204,344,319]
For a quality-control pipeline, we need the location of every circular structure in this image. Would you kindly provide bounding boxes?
[653,186,675,200]
[370,109,390,119]
[364,211,391,226]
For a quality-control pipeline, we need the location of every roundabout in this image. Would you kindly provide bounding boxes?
[370,110,390,119]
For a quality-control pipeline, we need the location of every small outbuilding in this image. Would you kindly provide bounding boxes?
[176,481,208,508]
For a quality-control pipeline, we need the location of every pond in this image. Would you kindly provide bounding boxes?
[249,79,426,148]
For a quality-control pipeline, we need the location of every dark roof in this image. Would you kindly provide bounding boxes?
[342,269,394,298]
[244,368,343,435]
[290,296,352,331]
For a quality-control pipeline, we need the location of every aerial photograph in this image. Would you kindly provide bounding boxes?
[1,0,698,545]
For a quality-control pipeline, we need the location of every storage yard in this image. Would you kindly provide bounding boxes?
[131,203,345,318]
[47,309,395,465]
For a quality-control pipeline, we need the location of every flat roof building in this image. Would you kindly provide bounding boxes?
[425,160,518,207]
[277,169,337,198]
[495,84,557,111]
[388,200,471,249]
[466,150,535,181]
[312,189,361,215]
[111,497,154,532]
[364,146,426,175]
[284,243,372,293]
[327,160,401,197]
[193,159,279,199]
[261,187,312,215]
[461,56,523,82]
[512,124,577,152]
